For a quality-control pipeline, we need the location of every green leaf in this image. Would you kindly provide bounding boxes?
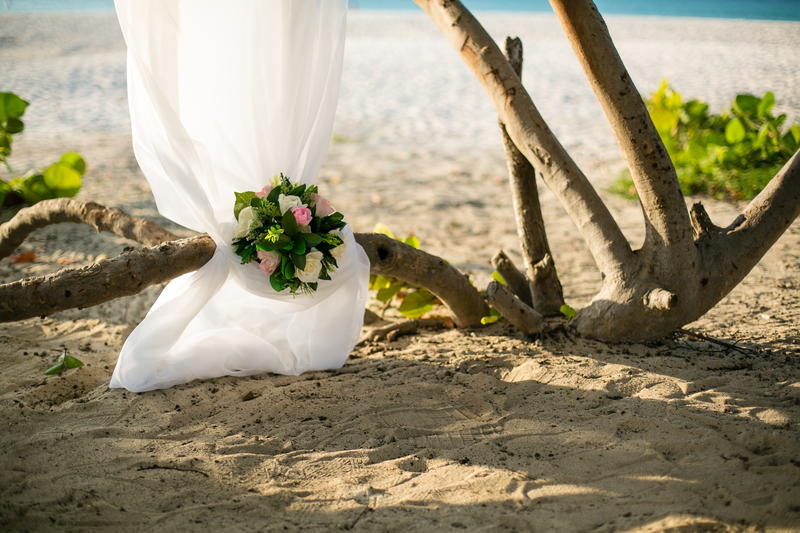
[650,108,678,135]
[791,124,800,144]
[372,275,392,291]
[0,92,28,121]
[376,280,405,302]
[291,238,306,255]
[266,185,282,204]
[282,209,298,237]
[290,252,306,271]
[270,271,287,292]
[300,233,323,248]
[282,255,295,279]
[64,355,84,369]
[560,304,576,319]
[481,315,500,325]
[43,162,81,197]
[757,91,775,118]
[403,235,420,249]
[58,152,85,175]
[491,270,507,286]
[44,362,64,375]
[725,118,746,144]
[398,289,436,318]
[373,223,394,239]
[234,191,257,219]
[18,174,55,203]
[5,118,24,134]
[735,94,760,113]
[684,100,708,118]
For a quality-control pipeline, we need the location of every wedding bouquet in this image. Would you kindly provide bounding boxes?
[232,174,347,295]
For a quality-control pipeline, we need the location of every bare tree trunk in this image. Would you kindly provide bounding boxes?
[498,36,564,316]
[0,199,489,327]
[413,0,635,282]
[415,0,800,342]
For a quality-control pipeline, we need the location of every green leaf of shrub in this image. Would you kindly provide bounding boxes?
[650,107,678,134]
[64,355,84,369]
[373,223,394,239]
[5,118,24,134]
[43,162,81,197]
[403,235,420,249]
[44,362,64,375]
[398,289,436,318]
[724,118,746,144]
[58,152,85,175]
[481,315,500,325]
[735,94,760,113]
[376,280,405,302]
[491,270,507,286]
[560,304,576,319]
[0,92,28,121]
[757,91,775,118]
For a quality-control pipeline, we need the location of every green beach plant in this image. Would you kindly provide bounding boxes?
[612,81,800,200]
[0,91,85,209]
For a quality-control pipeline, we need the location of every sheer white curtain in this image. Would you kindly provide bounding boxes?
[111,0,369,392]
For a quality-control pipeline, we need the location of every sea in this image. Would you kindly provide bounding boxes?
[1,0,799,21]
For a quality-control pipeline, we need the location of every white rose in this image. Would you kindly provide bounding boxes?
[234,206,258,238]
[278,194,304,215]
[330,231,347,261]
[296,250,323,283]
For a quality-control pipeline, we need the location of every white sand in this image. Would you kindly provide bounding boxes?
[1,10,800,533]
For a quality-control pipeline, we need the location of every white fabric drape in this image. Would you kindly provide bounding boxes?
[110,0,369,392]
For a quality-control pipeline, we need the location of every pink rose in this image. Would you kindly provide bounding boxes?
[291,206,313,226]
[257,250,281,276]
[310,193,334,218]
[255,184,273,198]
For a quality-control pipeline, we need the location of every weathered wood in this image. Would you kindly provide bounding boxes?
[413,0,634,280]
[490,250,531,307]
[355,233,489,328]
[0,235,216,322]
[498,37,564,315]
[485,281,549,336]
[0,200,489,328]
[0,198,178,259]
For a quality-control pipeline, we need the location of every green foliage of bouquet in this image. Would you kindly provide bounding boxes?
[232,174,347,295]
[1,92,85,209]
[613,81,800,200]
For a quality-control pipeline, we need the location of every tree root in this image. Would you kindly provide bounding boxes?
[0,198,178,260]
[360,318,446,344]
[0,199,488,327]
[491,250,531,306]
[485,281,549,335]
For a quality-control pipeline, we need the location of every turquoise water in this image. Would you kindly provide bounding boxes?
[2,0,799,21]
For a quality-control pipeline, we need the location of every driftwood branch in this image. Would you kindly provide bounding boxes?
[0,199,489,327]
[485,281,549,336]
[361,318,446,343]
[0,198,178,259]
[414,0,634,280]
[491,250,531,306]
[548,0,693,255]
[0,235,216,322]
[498,37,564,316]
[355,233,489,327]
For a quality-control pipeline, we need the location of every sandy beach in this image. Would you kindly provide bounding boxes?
[2,9,800,532]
